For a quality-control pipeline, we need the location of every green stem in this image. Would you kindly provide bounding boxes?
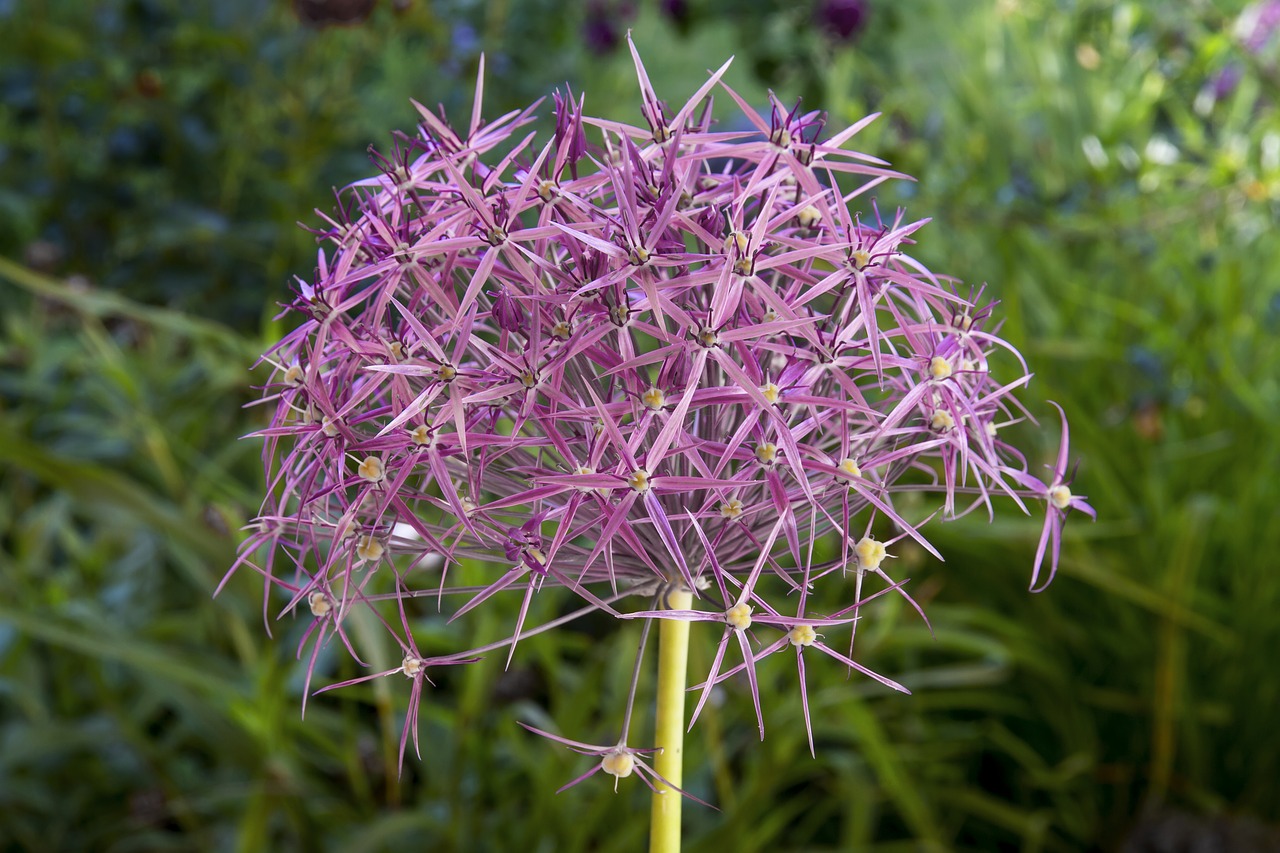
[649,588,692,853]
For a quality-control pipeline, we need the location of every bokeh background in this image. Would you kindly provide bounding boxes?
[2,0,1278,850]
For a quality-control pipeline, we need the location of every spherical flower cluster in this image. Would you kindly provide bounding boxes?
[223,40,1093,780]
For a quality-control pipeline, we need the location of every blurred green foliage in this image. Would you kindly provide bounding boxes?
[2,0,1279,850]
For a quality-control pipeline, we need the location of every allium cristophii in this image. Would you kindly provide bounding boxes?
[223,40,1093,790]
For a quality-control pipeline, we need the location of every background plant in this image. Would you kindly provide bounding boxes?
[2,1,1278,851]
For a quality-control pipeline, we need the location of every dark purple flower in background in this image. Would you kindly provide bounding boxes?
[293,0,377,27]
[223,36,1092,793]
[816,0,870,42]
[583,1,635,55]
[660,0,692,33]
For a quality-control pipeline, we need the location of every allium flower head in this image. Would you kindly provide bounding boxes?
[224,38,1093,793]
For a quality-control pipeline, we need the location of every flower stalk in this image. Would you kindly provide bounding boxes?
[650,586,693,853]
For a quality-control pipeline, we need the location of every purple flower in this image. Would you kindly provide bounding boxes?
[315,584,480,767]
[1003,402,1097,592]
[1203,2,1280,103]
[519,723,709,803]
[223,35,1092,795]
[816,0,870,42]
[582,1,635,55]
[1239,0,1280,55]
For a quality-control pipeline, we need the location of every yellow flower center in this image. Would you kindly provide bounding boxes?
[930,410,956,432]
[755,443,778,466]
[760,383,782,405]
[838,458,862,479]
[356,535,384,563]
[437,362,457,383]
[850,248,872,270]
[697,326,720,348]
[1049,484,1072,509]
[627,469,651,492]
[357,456,385,483]
[629,246,651,266]
[724,231,750,255]
[401,655,423,678]
[308,591,331,617]
[725,602,753,631]
[551,320,572,340]
[642,386,666,410]
[855,536,887,571]
[283,364,304,387]
[719,499,744,519]
[537,179,557,203]
[796,205,822,229]
[409,424,432,447]
[601,750,635,779]
[789,625,817,647]
[322,416,341,437]
[929,356,953,381]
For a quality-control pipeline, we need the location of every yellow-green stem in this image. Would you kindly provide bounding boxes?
[650,588,692,853]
